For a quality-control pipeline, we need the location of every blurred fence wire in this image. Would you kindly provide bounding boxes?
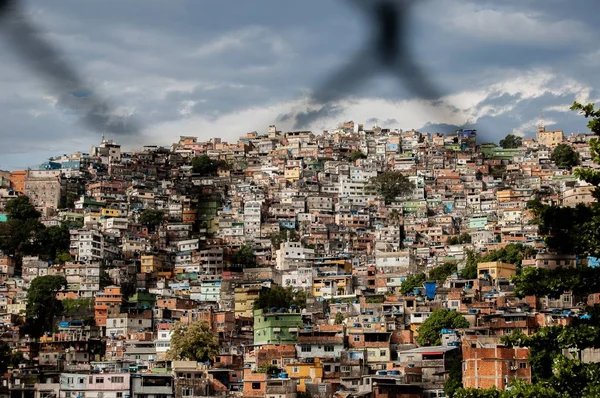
[0,0,445,136]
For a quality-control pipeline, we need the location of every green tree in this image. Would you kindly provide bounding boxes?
[460,249,481,279]
[448,233,472,245]
[167,320,219,362]
[36,223,71,262]
[334,312,345,325]
[257,364,281,374]
[400,272,426,295]
[458,232,472,244]
[232,245,257,268]
[454,382,563,397]
[530,203,600,256]
[482,243,535,267]
[0,218,44,255]
[445,351,463,398]
[270,229,299,249]
[512,266,600,299]
[453,387,501,398]
[25,275,67,337]
[0,196,44,255]
[499,134,522,149]
[253,285,306,310]
[55,252,73,264]
[349,151,367,161]
[551,143,580,169]
[447,236,459,245]
[571,101,600,198]
[368,171,414,204]
[62,298,94,314]
[429,262,458,283]
[191,155,228,175]
[0,341,23,373]
[139,209,165,229]
[416,309,469,346]
[5,196,40,221]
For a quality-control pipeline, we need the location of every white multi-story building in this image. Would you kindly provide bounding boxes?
[243,200,262,241]
[374,250,414,274]
[59,372,130,398]
[275,241,316,271]
[62,261,101,298]
[70,228,104,262]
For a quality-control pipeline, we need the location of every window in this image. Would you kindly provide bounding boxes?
[301,346,311,352]
[353,335,360,342]
[341,366,351,372]
[519,362,527,369]
[251,383,261,390]
[368,351,375,357]
[111,377,124,383]
[324,346,334,352]
[292,367,299,373]
[95,377,104,384]
[380,350,386,356]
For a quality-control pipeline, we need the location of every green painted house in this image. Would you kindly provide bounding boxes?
[253,309,303,345]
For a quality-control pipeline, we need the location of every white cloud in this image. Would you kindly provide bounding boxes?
[190,26,290,58]
[436,1,588,46]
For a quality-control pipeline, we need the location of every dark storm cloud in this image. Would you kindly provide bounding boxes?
[0,0,141,137]
[285,104,346,130]
[1,0,600,168]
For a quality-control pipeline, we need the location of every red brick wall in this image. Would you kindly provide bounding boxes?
[462,345,531,389]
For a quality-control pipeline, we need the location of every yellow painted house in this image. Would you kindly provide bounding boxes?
[284,166,301,182]
[101,208,122,218]
[141,255,162,274]
[234,285,262,318]
[286,358,323,392]
[312,274,353,299]
[477,261,517,280]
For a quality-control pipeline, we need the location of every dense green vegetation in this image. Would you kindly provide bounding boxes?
[0,196,72,261]
[253,285,307,310]
[416,309,469,346]
[499,134,522,149]
[551,143,580,169]
[167,320,219,362]
[452,101,600,397]
[400,272,426,295]
[429,262,458,283]
[138,209,165,229]
[368,171,414,204]
[348,151,367,161]
[447,232,472,245]
[191,154,228,175]
[231,245,257,268]
[25,275,67,337]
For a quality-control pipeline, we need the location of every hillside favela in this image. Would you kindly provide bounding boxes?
[3,107,600,398]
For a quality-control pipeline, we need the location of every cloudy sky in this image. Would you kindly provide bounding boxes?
[0,0,598,169]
